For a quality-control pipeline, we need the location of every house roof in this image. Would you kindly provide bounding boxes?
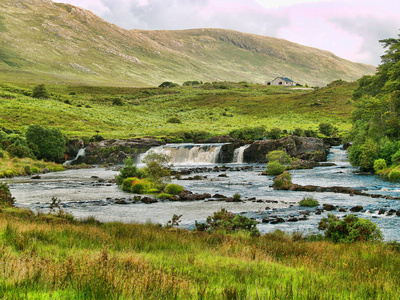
[279,77,294,82]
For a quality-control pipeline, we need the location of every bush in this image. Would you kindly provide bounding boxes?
[266,150,292,164]
[26,125,65,162]
[142,152,171,186]
[131,180,153,194]
[6,143,34,158]
[299,196,319,207]
[293,128,303,136]
[267,128,281,140]
[229,126,265,140]
[112,97,124,106]
[121,177,139,192]
[159,82,179,88]
[272,171,292,189]
[157,193,173,200]
[388,169,400,181]
[233,193,241,201]
[166,117,182,124]
[195,208,260,236]
[265,161,285,175]
[0,150,4,158]
[116,158,145,185]
[164,184,184,195]
[319,123,334,136]
[31,84,49,99]
[318,214,383,243]
[0,183,15,206]
[304,129,316,137]
[373,159,387,172]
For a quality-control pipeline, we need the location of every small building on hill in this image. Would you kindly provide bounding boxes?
[266,77,295,86]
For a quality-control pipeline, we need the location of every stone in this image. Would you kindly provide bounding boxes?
[323,204,336,211]
[378,208,386,215]
[350,205,363,212]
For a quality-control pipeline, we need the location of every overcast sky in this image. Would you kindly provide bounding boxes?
[53,0,400,65]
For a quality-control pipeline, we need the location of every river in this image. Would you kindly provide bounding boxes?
[2,146,400,241]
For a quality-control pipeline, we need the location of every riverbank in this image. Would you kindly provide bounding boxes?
[0,204,399,299]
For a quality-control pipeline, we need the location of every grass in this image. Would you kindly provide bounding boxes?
[0,205,399,299]
[0,81,356,140]
[0,153,64,178]
[299,196,319,207]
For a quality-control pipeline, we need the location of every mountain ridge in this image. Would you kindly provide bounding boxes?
[0,0,376,86]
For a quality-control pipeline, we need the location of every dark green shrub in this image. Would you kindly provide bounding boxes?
[112,97,124,106]
[272,171,292,189]
[142,152,171,186]
[268,128,281,140]
[159,82,179,88]
[265,161,285,175]
[299,196,319,207]
[318,214,383,243]
[304,129,316,137]
[0,150,4,158]
[164,184,184,195]
[116,158,145,185]
[26,125,65,162]
[319,123,334,136]
[233,193,241,201]
[0,183,15,206]
[293,128,303,136]
[121,177,139,192]
[31,84,49,99]
[229,126,265,140]
[195,208,260,236]
[183,81,201,86]
[166,117,182,124]
[24,165,31,175]
[6,143,34,158]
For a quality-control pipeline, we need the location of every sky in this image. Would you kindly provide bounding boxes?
[53,0,400,65]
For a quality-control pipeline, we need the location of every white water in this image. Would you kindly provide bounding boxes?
[140,143,225,165]
[232,145,251,163]
[63,148,86,165]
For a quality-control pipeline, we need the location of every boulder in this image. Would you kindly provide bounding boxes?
[323,204,336,211]
[350,205,363,212]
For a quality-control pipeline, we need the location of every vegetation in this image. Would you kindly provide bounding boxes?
[0,200,399,299]
[164,183,184,195]
[115,157,146,185]
[348,34,400,178]
[265,160,286,175]
[318,214,383,243]
[272,171,293,189]
[299,196,319,207]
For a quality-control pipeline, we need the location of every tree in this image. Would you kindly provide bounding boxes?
[26,125,65,162]
[142,152,171,187]
[31,84,49,99]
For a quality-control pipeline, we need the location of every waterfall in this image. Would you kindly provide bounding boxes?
[232,144,251,163]
[140,144,225,164]
[63,148,86,165]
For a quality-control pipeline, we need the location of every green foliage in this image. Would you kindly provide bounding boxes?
[318,214,383,243]
[31,84,49,99]
[388,169,400,181]
[293,128,303,136]
[142,152,171,188]
[229,126,265,140]
[166,117,182,124]
[319,122,335,136]
[233,193,241,201]
[115,157,145,185]
[131,179,153,194]
[182,81,201,86]
[157,193,173,200]
[265,161,285,175]
[299,196,319,207]
[164,183,184,195]
[304,129,317,137]
[272,171,292,189]
[112,97,124,106]
[159,82,179,88]
[121,177,139,192]
[0,183,15,206]
[267,127,281,139]
[373,159,387,172]
[25,125,65,162]
[266,150,292,164]
[195,208,260,236]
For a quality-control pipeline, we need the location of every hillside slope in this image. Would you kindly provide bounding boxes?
[0,0,376,86]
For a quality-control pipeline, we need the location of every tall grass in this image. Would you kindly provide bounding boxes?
[0,205,399,299]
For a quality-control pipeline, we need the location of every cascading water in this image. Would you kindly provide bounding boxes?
[63,148,86,165]
[232,145,251,163]
[140,144,225,164]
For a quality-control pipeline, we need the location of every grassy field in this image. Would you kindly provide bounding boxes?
[0,81,356,140]
[0,204,399,299]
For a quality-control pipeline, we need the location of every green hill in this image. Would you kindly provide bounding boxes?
[0,0,375,87]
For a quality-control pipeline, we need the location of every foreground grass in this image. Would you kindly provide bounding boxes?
[0,205,399,299]
[0,81,356,139]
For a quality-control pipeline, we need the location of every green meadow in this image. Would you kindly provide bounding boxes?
[0,80,355,140]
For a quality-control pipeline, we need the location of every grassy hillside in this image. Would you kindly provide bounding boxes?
[0,81,356,139]
[0,204,399,299]
[0,0,375,87]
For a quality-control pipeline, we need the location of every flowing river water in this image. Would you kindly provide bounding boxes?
[3,145,400,241]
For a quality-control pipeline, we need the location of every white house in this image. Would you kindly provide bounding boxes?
[266,77,295,86]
